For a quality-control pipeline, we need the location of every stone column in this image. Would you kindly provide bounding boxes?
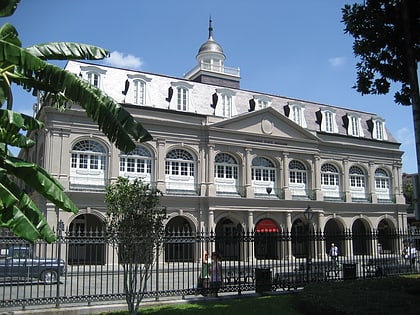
[369,161,378,203]
[156,138,166,192]
[283,153,291,199]
[244,148,254,197]
[207,144,216,195]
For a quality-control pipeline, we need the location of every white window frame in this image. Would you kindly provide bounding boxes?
[320,163,340,199]
[320,109,338,133]
[215,153,239,194]
[119,146,153,183]
[70,139,107,189]
[372,118,388,141]
[288,103,307,128]
[127,74,152,106]
[253,95,272,110]
[215,88,236,118]
[347,114,364,137]
[349,165,367,200]
[289,160,307,197]
[251,157,276,195]
[165,149,196,192]
[170,81,193,112]
[80,66,106,90]
[375,168,391,200]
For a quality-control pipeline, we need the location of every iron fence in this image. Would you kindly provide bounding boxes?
[0,229,419,311]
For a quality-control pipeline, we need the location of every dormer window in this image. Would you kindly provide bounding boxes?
[346,114,364,137]
[170,82,193,112]
[319,109,338,133]
[372,118,388,141]
[284,103,307,128]
[253,95,272,110]
[215,88,236,118]
[80,66,107,90]
[127,74,152,105]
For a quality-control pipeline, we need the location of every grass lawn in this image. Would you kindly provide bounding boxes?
[100,294,301,315]
[101,275,420,315]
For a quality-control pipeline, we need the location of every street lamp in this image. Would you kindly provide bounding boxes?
[303,206,314,281]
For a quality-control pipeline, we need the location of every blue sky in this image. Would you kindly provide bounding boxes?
[4,0,417,173]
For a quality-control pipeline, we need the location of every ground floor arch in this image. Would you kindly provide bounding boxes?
[215,217,244,261]
[165,216,195,262]
[67,213,106,265]
[324,219,346,256]
[352,218,372,255]
[377,218,398,254]
[254,218,282,259]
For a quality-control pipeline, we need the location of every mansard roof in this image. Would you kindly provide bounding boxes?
[64,60,398,144]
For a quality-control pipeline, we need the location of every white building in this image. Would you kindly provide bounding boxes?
[23,19,407,264]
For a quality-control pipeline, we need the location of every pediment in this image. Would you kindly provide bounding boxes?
[209,107,318,141]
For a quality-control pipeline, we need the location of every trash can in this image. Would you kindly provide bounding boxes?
[255,268,272,293]
[342,263,357,280]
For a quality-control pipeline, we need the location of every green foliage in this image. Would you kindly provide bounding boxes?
[0,0,152,242]
[105,177,166,315]
[342,0,420,105]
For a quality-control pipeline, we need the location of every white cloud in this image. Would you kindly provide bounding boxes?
[105,51,143,69]
[397,127,415,146]
[328,56,346,68]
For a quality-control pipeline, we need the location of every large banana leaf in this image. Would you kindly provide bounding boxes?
[26,42,109,61]
[0,0,19,18]
[0,173,56,242]
[2,155,78,214]
[0,109,43,148]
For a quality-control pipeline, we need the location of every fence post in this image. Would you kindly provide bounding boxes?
[56,220,64,308]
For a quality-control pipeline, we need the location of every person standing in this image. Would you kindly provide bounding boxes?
[329,243,339,268]
[409,243,417,268]
[197,250,210,295]
[210,252,222,297]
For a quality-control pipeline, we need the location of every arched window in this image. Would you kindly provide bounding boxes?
[252,157,276,196]
[70,139,107,190]
[165,149,196,193]
[289,160,307,197]
[215,153,239,195]
[321,163,341,200]
[119,146,153,182]
[375,168,391,201]
[349,166,367,200]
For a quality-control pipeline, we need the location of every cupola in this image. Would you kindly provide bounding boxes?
[184,18,240,89]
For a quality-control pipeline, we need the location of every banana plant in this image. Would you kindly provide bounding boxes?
[0,0,152,242]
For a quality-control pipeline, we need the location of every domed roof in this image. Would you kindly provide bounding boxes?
[198,38,224,55]
[197,18,225,58]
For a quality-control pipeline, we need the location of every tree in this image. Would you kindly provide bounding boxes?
[0,0,152,242]
[105,177,166,315]
[342,0,420,213]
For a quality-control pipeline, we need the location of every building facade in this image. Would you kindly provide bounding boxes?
[22,20,408,264]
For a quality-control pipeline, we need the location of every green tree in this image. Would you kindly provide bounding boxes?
[0,0,152,242]
[342,0,420,180]
[105,177,166,315]
[403,179,414,212]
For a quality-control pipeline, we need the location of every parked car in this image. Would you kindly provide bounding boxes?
[0,246,66,284]
[363,257,412,277]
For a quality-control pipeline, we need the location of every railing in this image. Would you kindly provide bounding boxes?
[1,230,418,311]
[184,62,240,79]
